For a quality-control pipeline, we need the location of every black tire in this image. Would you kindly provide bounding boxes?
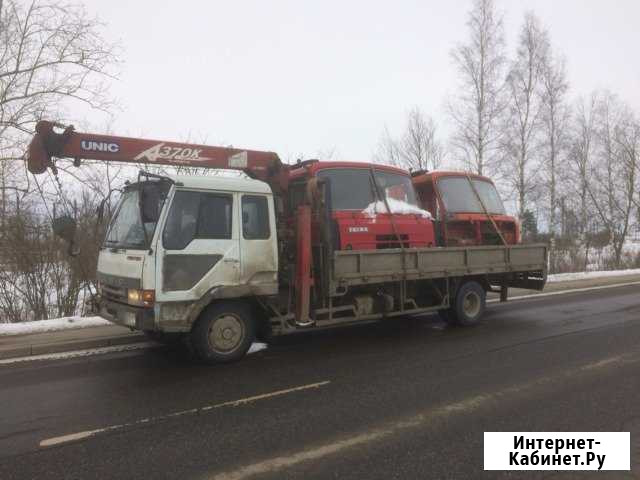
[191,302,255,364]
[444,281,486,326]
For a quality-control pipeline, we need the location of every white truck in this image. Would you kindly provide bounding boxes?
[27,122,548,363]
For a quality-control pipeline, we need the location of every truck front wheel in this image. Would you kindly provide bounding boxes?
[191,302,255,364]
[441,281,486,327]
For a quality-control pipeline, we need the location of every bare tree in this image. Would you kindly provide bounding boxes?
[398,107,445,171]
[587,93,639,267]
[374,126,403,167]
[0,0,119,321]
[448,0,506,176]
[0,0,119,185]
[568,94,598,238]
[540,51,569,239]
[375,108,445,171]
[502,12,549,220]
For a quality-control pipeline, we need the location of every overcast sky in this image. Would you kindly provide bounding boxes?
[82,0,640,164]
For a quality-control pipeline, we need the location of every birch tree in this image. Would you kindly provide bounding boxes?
[503,12,549,220]
[540,52,569,239]
[588,94,639,267]
[569,94,598,238]
[448,0,506,176]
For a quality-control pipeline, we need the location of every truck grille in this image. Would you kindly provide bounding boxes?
[101,283,127,302]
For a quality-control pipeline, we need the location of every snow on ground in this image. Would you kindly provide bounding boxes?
[548,268,640,283]
[0,316,110,336]
[248,342,267,354]
[363,198,433,219]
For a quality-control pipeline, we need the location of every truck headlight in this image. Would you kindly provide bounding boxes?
[127,289,155,307]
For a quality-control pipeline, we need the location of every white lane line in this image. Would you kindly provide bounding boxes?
[206,351,640,480]
[489,280,640,305]
[0,342,154,365]
[39,380,331,448]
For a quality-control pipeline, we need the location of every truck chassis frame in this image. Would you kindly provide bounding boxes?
[267,243,547,334]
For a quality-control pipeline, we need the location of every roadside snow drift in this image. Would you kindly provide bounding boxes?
[0,316,110,336]
[548,268,640,283]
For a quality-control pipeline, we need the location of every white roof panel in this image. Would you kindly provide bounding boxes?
[167,174,272,194]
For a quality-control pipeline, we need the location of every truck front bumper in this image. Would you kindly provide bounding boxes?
[93,296,155,331]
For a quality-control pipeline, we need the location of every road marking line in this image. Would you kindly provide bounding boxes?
[206,351,640,480]
[0,342,154,365]
[489,280,640,305]
[39,380,330,448]
[40,430,104,447]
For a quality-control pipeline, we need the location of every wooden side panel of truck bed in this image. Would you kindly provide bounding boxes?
[331,244,547,293]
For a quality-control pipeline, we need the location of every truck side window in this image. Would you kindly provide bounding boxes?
[198,194,233,239]
[242,195,270,239]
[163,191,233,250]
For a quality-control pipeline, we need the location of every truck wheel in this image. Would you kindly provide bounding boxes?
[444,281,486,327]
[191,302,255,364]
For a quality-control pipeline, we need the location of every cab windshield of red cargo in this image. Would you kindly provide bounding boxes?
[317,168,418,210]
[437,176,506,214]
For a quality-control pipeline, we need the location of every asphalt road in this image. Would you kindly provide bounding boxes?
[1,284,639,480]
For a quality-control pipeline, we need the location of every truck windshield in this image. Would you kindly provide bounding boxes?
[104,182,169,249]
[437,177,506,214]
[317,168,418,210]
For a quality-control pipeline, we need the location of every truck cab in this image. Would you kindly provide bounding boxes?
[287,161,435,250]
[411,171,520,246]
[96,174,278,335]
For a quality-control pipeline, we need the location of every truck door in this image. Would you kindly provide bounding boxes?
[155,189,240,304]
[238,194,278,295]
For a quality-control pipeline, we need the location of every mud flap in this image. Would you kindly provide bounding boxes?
[508,271,547,291]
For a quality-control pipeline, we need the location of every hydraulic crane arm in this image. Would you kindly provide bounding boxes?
[26,120,289,191]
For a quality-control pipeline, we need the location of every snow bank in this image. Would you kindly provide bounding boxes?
[0,316,110,336]
[548,268,640,283]
[363,198,433,219]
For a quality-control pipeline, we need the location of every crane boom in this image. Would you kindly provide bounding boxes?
[26,120,289,191]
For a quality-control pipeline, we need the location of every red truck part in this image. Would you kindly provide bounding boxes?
[412,170,520,246]
[27,120,289,191]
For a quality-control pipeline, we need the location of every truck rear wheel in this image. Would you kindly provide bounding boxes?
[441,281,486,327]
[191,302,255,364]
